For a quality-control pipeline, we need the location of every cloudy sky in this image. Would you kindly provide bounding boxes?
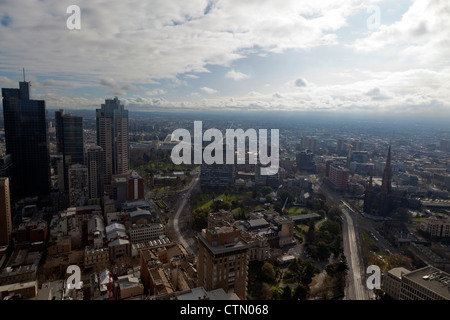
[0,0,449,118]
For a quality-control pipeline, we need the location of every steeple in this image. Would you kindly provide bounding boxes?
[367,173,373,191]
[381,144,392,194]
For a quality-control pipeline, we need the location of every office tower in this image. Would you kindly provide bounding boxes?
[68,164,89,207]
[86,146,105,200]
[96,97,129,194]
[2,79,50,198]
[197,226,249,298]
[300,136,317,152]
[200,163,235,190]
[337,138,347,153]
[296,150,316,173]
[0,177,12,246]
[60,114,84,191]
[55,109,65,153]
[351,139,363,152]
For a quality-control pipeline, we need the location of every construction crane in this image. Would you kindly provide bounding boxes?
[282,197,288,216]
[108,271,114,300]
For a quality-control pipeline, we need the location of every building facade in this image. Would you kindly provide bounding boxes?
[0,178,12,246]
[328,164,349,190]
[86,146,105,200]
[197,226,249,299]
[2,80,50,198]
[60,113,84,191]
[96,97,129,195]
[68,164,89,207]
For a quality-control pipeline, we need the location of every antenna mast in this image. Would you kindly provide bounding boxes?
[23,68,26,82]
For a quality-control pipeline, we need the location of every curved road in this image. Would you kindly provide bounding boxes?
[340,202,368,300]
[169,168,200,255]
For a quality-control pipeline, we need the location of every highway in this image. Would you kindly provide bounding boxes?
[319,183,369,300]
[340,202,369,300]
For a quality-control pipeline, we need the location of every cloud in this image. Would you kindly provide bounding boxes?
[294,78,308,87]
[99,78,136,95]
[200,86,218,94]
[0,0,360,84]
[0,75,19,88]
[365,87,390,101]
[43,79,78,88]
[351,0,450,69]
[225,69,250,81]
[146,88,167,96]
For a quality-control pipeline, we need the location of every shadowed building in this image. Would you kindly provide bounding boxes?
[197,226,249,299]
[2,79,50,198]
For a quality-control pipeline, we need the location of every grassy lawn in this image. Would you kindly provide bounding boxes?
[286,206,309,216]
[409,217,426,223]
[362,231,377,247]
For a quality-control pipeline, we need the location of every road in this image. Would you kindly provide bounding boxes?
[340,203,369,300]
[319,183,369,300]
[168,168,200,255]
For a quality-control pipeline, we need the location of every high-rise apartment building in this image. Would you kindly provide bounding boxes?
[0,177,12,246]
[85,146,105,200]
[2,79,50,198]
[197,226,250,299]
[328,164,349,190]
[96,97,129,195]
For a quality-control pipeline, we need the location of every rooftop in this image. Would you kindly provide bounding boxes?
[403,266,450,299]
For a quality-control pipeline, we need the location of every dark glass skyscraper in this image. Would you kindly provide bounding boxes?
[2,80,50,198]
[61,114,84,191]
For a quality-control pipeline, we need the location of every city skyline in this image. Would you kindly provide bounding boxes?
[0,0,449,120]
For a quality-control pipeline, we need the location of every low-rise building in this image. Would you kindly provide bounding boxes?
[400,266,450,300]
[129,223,165,244]
[117,274,144,300]
[84,247,109,268]
[420,216,450,238]
[383,267,410,300]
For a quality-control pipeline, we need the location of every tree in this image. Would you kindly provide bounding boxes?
[281,285,292,300]
[305,220,316,244]
[259,186,273,197]
[261,262,276,283]
[327,206,342,219]
[293,284,309,300]
[317,241,331,260]
[298,260,319,285]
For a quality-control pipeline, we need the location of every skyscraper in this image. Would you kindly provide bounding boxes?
[2,79,50,198]
[96,97,129,195]
[55,109,65,154]
[0,177,12,246]
[60,113,84,191]
[86,146,105,200]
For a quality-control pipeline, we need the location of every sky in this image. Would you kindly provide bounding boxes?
[0,0,449,119]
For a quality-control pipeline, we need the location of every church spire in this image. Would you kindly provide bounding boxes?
[381,144,392,194]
